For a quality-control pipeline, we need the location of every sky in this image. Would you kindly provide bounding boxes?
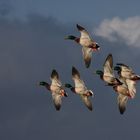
[0,0,140,140]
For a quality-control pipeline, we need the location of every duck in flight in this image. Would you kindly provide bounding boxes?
[39,69,68,111]
[65,24,100,68]
[95,54,122,86]
[65,67,94,111]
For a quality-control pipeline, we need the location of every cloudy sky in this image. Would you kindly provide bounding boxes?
[1,0,140,140]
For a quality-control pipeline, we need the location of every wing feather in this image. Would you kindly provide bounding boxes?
[126,79,136,98]
[52,93,62,111]
[80,94,93,111]
[51,69,62,87]
[103,54,114,77]
[82,47,92,68]
[117,94,128,114]
[72,67,87,93]
[77,24,91,40]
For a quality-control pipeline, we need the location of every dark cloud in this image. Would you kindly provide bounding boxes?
[0,14,140,140]
[0,0,13,17]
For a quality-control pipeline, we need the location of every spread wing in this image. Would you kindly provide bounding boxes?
[117,94,128,114]
[117,64,140,80]
[72,67,87,93]
[103,54,114,77]
[80,94,93,111]
[52,92,62,111]
[117,63,133,73]
[126,79,136,98]
[82,47,92,68]
[77,24,94,47]
[119,77,127,86]
[77,24,91,41]
[51,69,62,87]
[117,63,131,69]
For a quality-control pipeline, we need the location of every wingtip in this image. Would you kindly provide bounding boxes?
[106,53,113,60]
[108,53,112,57]
[88,106,93,111]
[76,24,80,28]
[84,59,91,68]
[51,69,59,79]
[72,66,77,72]
[116,63,126,66]
[52,69,57,73]
[120,110,125,115]
[76,24,85,31]
[85,63,90,68]
[116,63,122,66]
[119,107,126,115]
[51,69,57,75]
[56,108,60,111]
[55,105,61,111]
[72,66,80,77]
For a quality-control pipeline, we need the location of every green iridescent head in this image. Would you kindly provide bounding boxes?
[65,35,76,40]
[65,83,73,88]
[114,66,121,71]
[39,81,47,86]
[95,70,103,76]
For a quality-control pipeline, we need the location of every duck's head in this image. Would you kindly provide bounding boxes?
[65,35,77,40]
[39,81,50,90]
[39,81,47,86]
[95,70,103,76]
[65,83,73,88]
[114,66,121,71]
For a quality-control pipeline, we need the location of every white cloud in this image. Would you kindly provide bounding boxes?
[95,16,140,47]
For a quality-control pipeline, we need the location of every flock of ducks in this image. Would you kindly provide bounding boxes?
[39,24,140,114]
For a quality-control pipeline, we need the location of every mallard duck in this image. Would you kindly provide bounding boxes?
[114,63,140,80]
[65,67,94,111]
[65,24,100,68]
[39,69,68,111]
[96,54,122,86]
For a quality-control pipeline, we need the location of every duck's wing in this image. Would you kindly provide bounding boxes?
[103,54,114,77]
[117,63,133,73]
[51,69,62,87]
[72,67,87,91]
[80,94,93,111]
[82,46,92,68]
[126,79,136,98]
[77,24,91,41]
[52,92,62,111]
[117,63,131,68]
[117,94,128,114]
[117,64,134,79]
